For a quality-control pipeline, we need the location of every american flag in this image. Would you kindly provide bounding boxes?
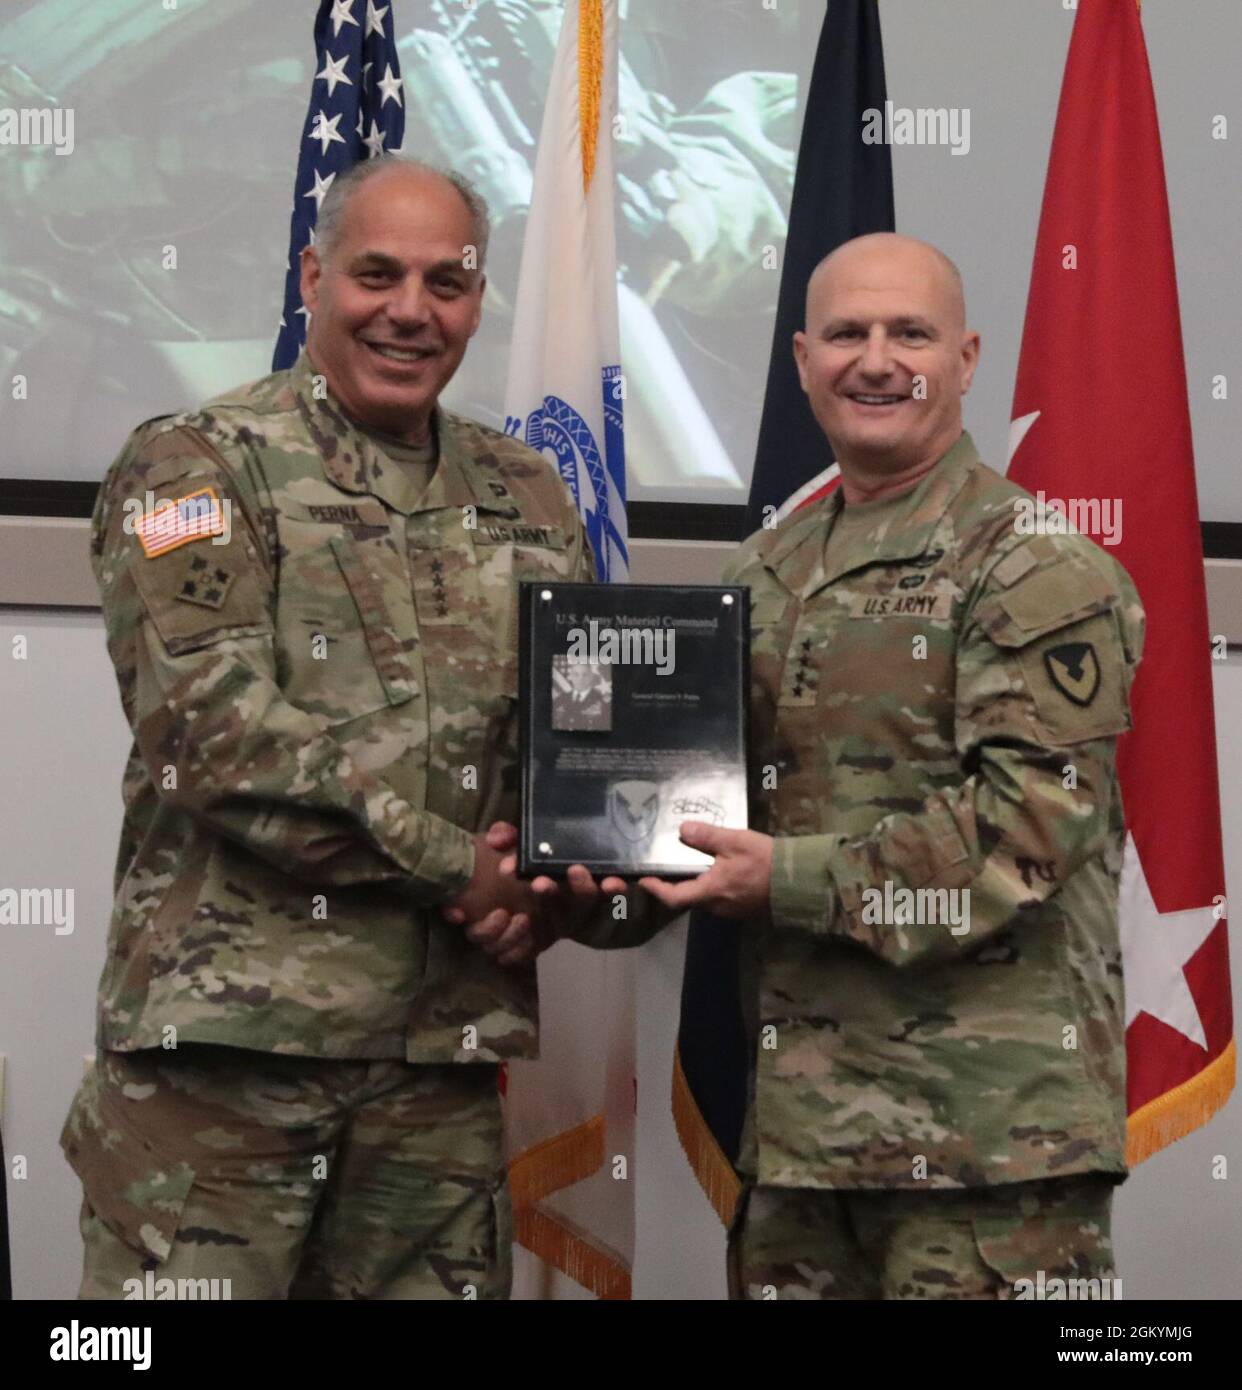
[272,0,406,371]
[135,488,226,559]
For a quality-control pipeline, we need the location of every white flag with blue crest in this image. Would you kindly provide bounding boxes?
[503,0,627,583]
[501,0,635,1300]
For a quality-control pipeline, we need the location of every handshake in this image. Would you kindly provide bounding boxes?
[440,820,777,966]
[440,821,631,967]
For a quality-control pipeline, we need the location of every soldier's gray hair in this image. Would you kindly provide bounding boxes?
[315,155,491,271]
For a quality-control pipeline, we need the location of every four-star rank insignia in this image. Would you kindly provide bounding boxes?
[781,632,819,706]
[176,552,235,610]
[1043,641,1100,706]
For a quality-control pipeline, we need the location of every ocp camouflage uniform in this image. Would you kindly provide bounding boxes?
[727,430,1143,1299]
[61,351,592,1298]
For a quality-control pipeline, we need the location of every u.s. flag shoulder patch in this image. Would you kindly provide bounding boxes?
[134,486,226,559]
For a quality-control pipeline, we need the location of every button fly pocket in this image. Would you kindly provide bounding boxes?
[331,535,419,705]
[278,533,417,725]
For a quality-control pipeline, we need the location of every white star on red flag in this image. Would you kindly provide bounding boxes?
[1119,836,1221,1051]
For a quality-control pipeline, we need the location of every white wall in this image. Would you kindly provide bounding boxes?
[1,608,134,1301]
[2,596,1238,1300]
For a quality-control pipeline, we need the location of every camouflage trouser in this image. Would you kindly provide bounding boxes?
[61,1046,511,1301]
[727,1175,1117,1300]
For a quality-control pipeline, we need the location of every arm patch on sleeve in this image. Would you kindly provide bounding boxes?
[1043,641,1100,706]
[134,486,226,558]
[975,555,1133,745]
[1019,613,1129,742]
[131,539,269,654]
[175,552,236,610]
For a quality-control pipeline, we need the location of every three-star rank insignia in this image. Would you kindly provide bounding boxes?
[176,552,235,611]
[1043,641,1100,706]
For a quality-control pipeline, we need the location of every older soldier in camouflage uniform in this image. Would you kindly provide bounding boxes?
[61,156,600,1300]
[641,233,1145,1299]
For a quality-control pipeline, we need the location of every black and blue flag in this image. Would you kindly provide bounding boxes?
[674,0,895,1222]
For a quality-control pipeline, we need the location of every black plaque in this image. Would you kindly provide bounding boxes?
[518,582,749,878]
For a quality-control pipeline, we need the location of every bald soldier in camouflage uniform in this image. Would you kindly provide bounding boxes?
[61,157,595,1299]
[640,233,1144,1299]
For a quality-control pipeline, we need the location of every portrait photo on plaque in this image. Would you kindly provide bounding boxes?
[550,653,613,733]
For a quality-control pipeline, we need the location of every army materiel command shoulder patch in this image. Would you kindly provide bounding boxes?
[1043,641,1100,706]
[176,553,235,610]
[135,487,226,558]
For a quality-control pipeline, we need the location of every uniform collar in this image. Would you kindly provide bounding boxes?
[290,351,515,519]
[762,430,980,599]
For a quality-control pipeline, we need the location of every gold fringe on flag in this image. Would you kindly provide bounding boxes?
[1126,1038,1236,1166]
[514,1203,631,1300]
[508,1111,605,1210]
[507,1113,631,1295]
[671,1043,742,1226]
[577,0,603,191]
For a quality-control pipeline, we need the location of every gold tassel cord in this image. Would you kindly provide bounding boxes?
[578,0,603,191]
[1126,1038,1235,1166]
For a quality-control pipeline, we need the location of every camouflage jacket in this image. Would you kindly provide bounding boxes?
[732,431,1144,1189]
[90,352,591,1063]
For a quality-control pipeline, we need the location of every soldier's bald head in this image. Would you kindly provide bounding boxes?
[805,234,966,334]
[791,231,980,486]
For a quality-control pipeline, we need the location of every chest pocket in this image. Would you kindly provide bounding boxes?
[277,526,418,726]
[778,559,959,711]
[743,589,796,712]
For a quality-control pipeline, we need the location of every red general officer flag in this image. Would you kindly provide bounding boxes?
[1007,0,1233,1161]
